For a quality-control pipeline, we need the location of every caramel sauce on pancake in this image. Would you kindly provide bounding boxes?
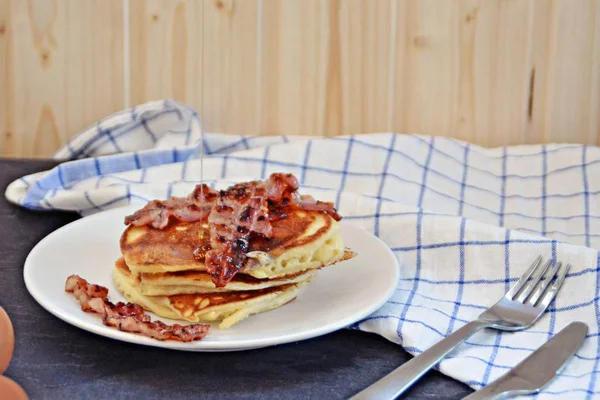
[168,283,296,311]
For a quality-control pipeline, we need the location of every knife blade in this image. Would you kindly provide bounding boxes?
[463,321,588,400]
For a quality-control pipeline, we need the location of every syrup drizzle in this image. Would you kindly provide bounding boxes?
[199,116,204,201]
[199,0,205,204]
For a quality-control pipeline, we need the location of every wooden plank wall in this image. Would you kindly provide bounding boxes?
[1,0,124,157]
[2,0,599,158]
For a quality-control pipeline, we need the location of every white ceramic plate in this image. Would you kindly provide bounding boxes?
[24,205,400,352]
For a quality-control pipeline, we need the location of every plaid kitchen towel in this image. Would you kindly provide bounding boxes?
[6,99,600,398]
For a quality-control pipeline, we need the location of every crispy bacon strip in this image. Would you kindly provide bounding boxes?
[65,275,210,342]
[124,184,218,229]
[123,173,342,287]
[297,194,341,221]
[205,173,303,287]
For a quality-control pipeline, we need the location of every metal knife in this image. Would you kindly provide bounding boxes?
[463,321,588,400]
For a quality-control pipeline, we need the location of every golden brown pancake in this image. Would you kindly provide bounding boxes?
[138,265,317,296]
[120,208,346,279]
[113,260,307,329]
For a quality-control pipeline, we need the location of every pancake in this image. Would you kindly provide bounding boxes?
[135,261,317,296]
[121,208,345,279]
[113,259,308,329]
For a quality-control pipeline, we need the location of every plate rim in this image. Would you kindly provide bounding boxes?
[23,205,400,351]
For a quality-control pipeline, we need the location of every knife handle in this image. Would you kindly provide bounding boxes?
[350,320,488,400]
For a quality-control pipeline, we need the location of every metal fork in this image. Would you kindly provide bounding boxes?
[350,255,570,400]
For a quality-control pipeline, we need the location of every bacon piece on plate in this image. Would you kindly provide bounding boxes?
[65,275,210,342]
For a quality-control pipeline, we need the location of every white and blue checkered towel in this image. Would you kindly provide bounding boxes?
[6,99,600,398]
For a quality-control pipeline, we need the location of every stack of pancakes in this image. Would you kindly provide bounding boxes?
[113,208,352,329]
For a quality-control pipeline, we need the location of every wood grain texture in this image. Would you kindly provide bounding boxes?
[391,1,536,146]
[3,0,600,157]
[201,0,260,134]
[467,0,535,146]
[0,0,15,156]
[392,0,460,140]
[339,0,395,135]
[535,0,600,145]
[1,0,124,158]
[259,0,329,135]
[129,0,203,109]
[128,0,598,146]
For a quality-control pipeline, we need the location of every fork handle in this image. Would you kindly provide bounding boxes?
[349,320,489,400]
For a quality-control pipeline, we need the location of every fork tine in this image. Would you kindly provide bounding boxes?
[516,259,553,303]
[528,261,561,306]
[539,263,571,310]
[505,255,543,300]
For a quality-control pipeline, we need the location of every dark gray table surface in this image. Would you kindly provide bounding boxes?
[0,159,472,400]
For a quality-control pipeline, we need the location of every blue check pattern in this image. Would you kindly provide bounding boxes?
[6,99,600,398]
